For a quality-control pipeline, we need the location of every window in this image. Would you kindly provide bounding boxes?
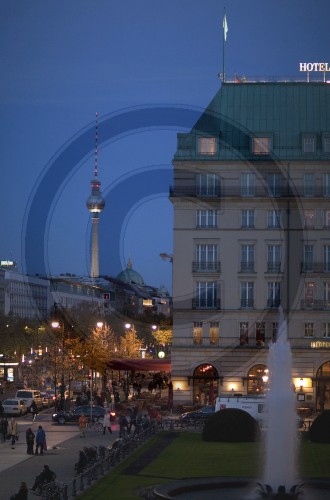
[195,281,218,309]
[267,282,281,308]
[304,322,314,337]
[304,282,315,306]
[267,173,282,197]
[267,209,281,229]
[303,135,316,154]
[196,209,218,228]
[193,321,203,345]
[241,244,255,272]
[241,173,255,197]
[195,244,218,272]
[241,209,255,228]
[196,174,219,197]
[304,210,315,228]
[323,323,330,338]
[304,245,314,272]
[304,173,315,197]
[239,322,249,345]
[324,283,330,308]
[256,322,265,346]
[198,137,217,155]
[240,282,254,308]
[209,322,219,345]
[267,244,281,272]
[323,136,330,154]
[324,210,330,228]
[324,245,330,272]
[252,137,271,155]
[323,173,330,197]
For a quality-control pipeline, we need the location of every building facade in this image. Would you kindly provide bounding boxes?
[170,81,330,411]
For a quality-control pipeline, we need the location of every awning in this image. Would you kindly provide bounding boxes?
[107,358,171,372]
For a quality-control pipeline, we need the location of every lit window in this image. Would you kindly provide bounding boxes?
[256,322,265,346]
[209,322,219,345]
[303,135,316,154]
[198,137,217,155]
[252,137,271,155]
[193,321,203,345]
[304,282,315,306]
[239,322,249,345]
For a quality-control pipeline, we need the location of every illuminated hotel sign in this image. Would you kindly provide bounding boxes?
[300,62,330,72]
[311,341,330,349]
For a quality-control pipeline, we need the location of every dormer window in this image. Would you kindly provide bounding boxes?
[252,137,271,155]
[302,134,316,154]
[198,137,217,155]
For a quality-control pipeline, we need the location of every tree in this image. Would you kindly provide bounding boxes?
[151,326,173,348]
[118,325,143,358]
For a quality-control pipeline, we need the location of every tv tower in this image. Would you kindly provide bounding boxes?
[86,112,105,278]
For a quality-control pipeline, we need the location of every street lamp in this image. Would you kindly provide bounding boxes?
[90,321,103,420]
[51,319,65,410]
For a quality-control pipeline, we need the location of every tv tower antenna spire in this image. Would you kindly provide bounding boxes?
[86,112,105,279]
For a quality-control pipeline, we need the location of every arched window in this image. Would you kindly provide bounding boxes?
[247,364,269,394]
[316,361,330,411]
[192,364,219,407]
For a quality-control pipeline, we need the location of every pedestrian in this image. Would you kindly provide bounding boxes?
[10,481,28,500]
[102,410,113,435]
[0,400,3,418]
[8,417,18,449]
[119,413,129,438]
[26,427,35,455]
[0,416,8,442]
[78,413,88,438]
[30,400,38,422]
[35,425,46,455]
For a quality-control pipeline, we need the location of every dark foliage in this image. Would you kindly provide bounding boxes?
[309,410,330,443]
[202,408,260,442]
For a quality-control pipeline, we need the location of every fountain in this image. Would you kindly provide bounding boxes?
[154,310,330,499]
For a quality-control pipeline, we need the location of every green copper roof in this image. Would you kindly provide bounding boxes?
[174,82,330,161]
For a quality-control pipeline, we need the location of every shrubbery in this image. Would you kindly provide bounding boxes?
[309,410,330,443]
[202,408,260,442]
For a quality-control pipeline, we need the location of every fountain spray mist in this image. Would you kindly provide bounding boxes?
[263,309,298,491]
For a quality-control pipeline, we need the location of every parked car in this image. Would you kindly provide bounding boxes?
[2,398,28,416]
[15,389,43,410]
[180,405,215,422]
[52,405,108,425]
[40,392,54,408]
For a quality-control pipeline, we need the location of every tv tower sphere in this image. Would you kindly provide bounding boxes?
[86,178,105,214]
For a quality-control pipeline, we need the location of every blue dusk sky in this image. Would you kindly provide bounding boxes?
[1,0,330,293]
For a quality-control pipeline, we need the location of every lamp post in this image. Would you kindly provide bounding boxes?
[90,321,103,421]
[51,318,65,411]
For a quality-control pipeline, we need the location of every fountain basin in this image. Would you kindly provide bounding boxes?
[153,477,330,499]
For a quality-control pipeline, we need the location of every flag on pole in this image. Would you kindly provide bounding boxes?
[223,13,228,42]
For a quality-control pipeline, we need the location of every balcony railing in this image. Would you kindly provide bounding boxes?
[192,299,221,310]
[267,262,281,272]
[240,299,254,308]
[267,299,281,309]
[172,336,323,350]
[301,262,330,273]
[240,262,255,272]
[301,300,330,310]
[192,261,221,273]
[170,185,330,199]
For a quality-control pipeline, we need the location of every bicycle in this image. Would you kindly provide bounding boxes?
[86,418,103,432]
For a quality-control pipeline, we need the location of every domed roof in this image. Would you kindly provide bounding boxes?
[116,258,144,285]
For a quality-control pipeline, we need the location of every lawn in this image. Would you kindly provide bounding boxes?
[79,432,330,500]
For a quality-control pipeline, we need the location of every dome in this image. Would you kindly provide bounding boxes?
[116,259,144,285]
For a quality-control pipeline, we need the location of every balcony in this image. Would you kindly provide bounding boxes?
[192,261,221,273]
[240,262,255,273]
[267,262,281,273]
[301,300,330,310]
[169,186,221,199]
[301,262,330,273]
[192,299,221,310]
[240,299,255,309]
[267,299,281,309]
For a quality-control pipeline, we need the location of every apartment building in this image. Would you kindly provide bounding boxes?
[170,81,330,411]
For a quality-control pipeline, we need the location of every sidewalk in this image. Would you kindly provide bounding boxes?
[0,422,119,500]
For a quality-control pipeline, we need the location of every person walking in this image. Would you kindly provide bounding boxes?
[30,400,38,422]
[102,410,113,435]
[26,427,35,455]
[8,417,18,449]
[35,425,46,455]
[78,413,88,438]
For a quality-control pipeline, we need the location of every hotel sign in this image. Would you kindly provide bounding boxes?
[300,62,330,72]
[311,340,330,349]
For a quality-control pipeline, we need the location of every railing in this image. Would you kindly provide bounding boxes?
[240,262,255,272]
[301,263,330,273]
[172,336,326,350]
[43,424,158,499]
[169,185,330,200]
[192,299,221,310]
[301,300,330,310]
[192,261,221,273]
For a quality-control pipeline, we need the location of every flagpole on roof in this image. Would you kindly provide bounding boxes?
[222,9,228,82]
